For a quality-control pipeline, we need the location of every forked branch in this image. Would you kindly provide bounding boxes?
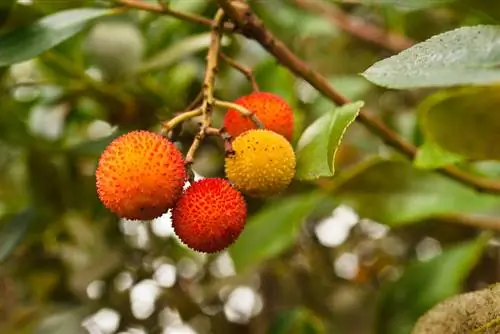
[219,52,260,91]
[216,0,500,194]
[109,0,500,230]
[113,0,236,32]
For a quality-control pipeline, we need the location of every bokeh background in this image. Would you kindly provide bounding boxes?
[1,1,500,333]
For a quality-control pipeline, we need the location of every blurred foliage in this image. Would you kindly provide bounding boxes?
[376,233,490,334]
[418,87,500,161]
[0,0,500,334]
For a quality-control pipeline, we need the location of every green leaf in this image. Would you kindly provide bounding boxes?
[414,141,465,170]
[229,193,324,272]
[362,25,500,89]
[269,308,327,334]
[295,101,364,181]
[420,86,500,161]
[138,33,230,73]
[0,208,35,263]
[0,8,118,67]
[334,159,500,226]
[376,234,490,334]
[335,0,455,11]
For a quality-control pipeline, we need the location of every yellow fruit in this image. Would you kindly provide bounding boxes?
[225,129,296,197]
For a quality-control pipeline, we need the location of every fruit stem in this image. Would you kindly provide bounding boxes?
[221,131,235,156]
[160,107,203,135]
[205,127,234,156]
[204,127,222,136]
[184,90,204,111]
[186,166,196,183]
[185,9,226,165]
[204,127,234,155]
[213,99,265,129]
[219,52,260,92]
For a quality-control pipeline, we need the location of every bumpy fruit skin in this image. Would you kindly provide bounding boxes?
[225,129,296,197]
[172,178,247,253]
[96,130,186,220]
[223,92,294,141]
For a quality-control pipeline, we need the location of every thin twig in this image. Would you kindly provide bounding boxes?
[160,107,202,135]
[185,9,226,165]
[221,131,234,155]
[292,0,414,53]
[185,131,204,166]
[219,52,260,91]
[204,127,234,155]
[204,127,232,142]
[184,90,204,112]
[112,0,235,32]
[216,0,500,194]
[159,91,203,138]
[203,127,235,154]
[214,99,264,129]
[204,127,222,136]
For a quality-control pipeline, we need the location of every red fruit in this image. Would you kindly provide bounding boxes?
[96,130,186,220]
[223,92,294,141]
[172,178,247,253]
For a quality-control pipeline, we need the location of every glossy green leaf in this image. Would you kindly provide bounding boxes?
[0,8,118,67]
[295,101,364,181]
[229,193,324,272]
[362,25,500,89]
[334,159,500,226]
[420,86,500,161]
[414,141,464,169]
[269,308,327,334]
[0,208,35,263]
[139,33,230,73]
[376,234,490,334]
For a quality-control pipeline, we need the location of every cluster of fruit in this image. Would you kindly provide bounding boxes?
[95,92,295,253]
